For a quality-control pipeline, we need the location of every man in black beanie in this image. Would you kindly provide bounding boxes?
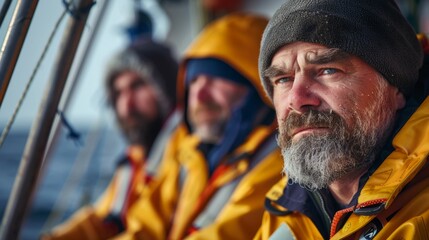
[43,40,182,239]
[255,0,429,239]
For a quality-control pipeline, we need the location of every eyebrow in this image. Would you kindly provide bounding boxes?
[305,48,350,64]
[263,65,286,80]
[264,48,351,80]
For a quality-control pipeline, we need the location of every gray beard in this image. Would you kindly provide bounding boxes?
[280,127,376,190]
[278,85,397,190]
[191,121,226,143]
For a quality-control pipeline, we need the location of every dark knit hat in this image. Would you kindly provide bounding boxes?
[106,40,178,117]
[259,0,424,98]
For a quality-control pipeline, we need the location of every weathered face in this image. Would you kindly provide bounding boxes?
[187,74,248,143]
[265,42,405,189]
[113,71,162,145]
[114,71,160,122]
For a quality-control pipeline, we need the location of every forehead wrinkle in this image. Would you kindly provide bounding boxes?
[264,47,351,80]
[305,48,351,65]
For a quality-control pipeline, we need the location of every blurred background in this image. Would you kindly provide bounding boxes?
[0,0,427,238]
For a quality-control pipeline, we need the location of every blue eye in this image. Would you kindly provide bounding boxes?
[275,77,291,85]
[322,68,338,75]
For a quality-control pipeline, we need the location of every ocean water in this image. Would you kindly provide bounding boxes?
[0,126,126,239]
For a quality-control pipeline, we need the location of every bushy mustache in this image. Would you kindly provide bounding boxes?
[193,102,222,114]
[282,109,345,140]
[120,111,146,125]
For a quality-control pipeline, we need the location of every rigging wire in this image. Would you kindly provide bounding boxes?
[40,0,113,230]
[0,0,95,238]
[42,0,111,164]
[41,112,105,231]
[0,9,68,148]
[0,0,12,28]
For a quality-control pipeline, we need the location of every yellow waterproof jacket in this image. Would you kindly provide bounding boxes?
[255,97,429,240]
[117,13,283,240]
[254,36,429,240]
[42,146,147,240]
[42,110,182,240]
[121,124,282,240]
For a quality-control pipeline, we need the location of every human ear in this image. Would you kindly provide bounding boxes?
[394,89,406,110]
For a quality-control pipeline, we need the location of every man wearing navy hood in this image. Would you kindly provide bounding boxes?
[121,13,283,240]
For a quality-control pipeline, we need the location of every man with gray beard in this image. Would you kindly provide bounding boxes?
[278,72,395,191]
[254,0,429,239]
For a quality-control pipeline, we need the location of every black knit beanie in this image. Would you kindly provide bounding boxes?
[259,0,424,98]
[106,40,178,117]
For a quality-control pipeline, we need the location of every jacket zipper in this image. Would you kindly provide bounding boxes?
[311,191,332,234]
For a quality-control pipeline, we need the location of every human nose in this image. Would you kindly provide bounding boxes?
[192,75,212,102]
[117,90,135,116]
[287,74,321,113]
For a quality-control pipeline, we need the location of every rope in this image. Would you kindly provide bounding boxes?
[57,110,83,146]
[0,9,67,148]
